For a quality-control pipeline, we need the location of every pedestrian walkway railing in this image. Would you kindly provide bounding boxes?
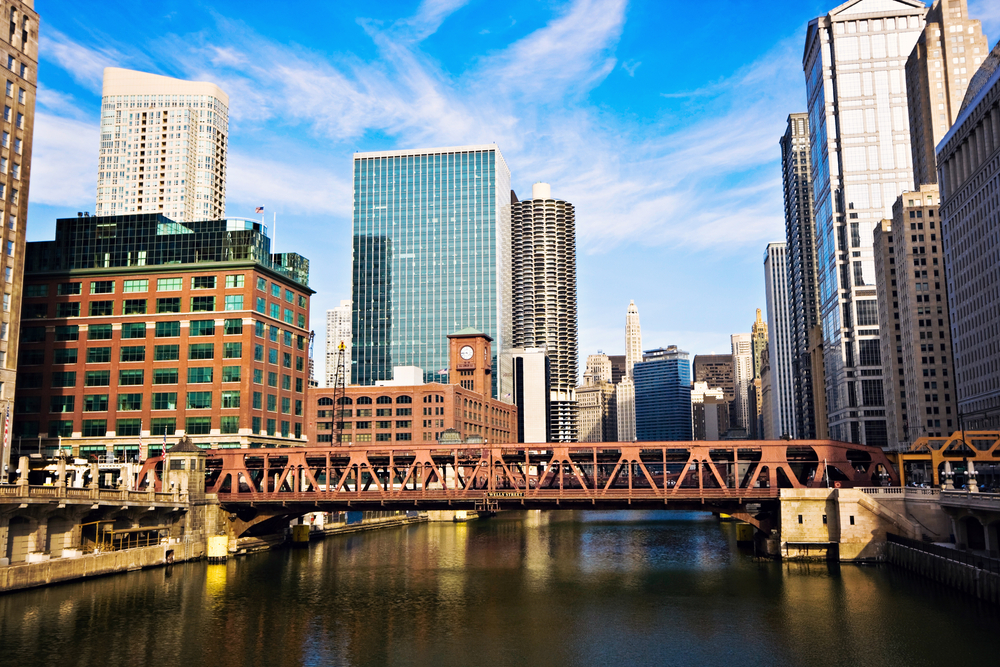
[856,487,940,499]
[887,533,1000,575]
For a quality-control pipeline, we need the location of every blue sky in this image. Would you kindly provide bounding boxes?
[27,0,1000,380]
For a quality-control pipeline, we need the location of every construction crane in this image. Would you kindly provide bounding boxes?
[332,341,347,445]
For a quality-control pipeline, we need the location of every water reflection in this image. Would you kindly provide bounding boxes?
[1,510,998,667]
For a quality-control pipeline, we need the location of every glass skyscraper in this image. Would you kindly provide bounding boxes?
[634,347,692,442]
[351,145,512,401]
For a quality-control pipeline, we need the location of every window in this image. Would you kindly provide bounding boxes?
[154,345,180,361]
[82,420,107,437]
[20,349,43,364]
[267,372,278,387]
[116,419,142,437]
[298,295,306,308]
[396,408,412,416]
[189,343,214,360]
[155,321,180,337]
[283,352,292,368]
[253,392,262,409]
[25,284,48,298]
[267,394,277,411]
[53,348,78,364]
[156,278,182,291]
[254,344,264,362]
[90,280,114,294]
[89,301,113,316]
[376,396,392,405]
[52,371,76,387]
[187,367,213,384]
[283,309,293,324]
[255,321,265,337]
[152,393,177,410]
[57,282,82,295]
[55,326,79,341]
[256,277,266,291]
[121,322,146,339]
[120,346,145,362]
[186,417,211,435]
[298,314,306,329]
[267,419,277,436]
[186,392,212,409]
[156,298,181,313]
[117,393,142,411]
[268,348,278,364]
[119,369,144,386]
[269,326,279,342]
[225,295,244,311]
[858,340,881,366]
[88,324,112,340]
[281,397,291,414]
[192,276,217,289]
[295,400,302,417]
[861,380,885,407]
[296,378,303,393]
[396,433,412,441]
[56,303,80,318]
[48,421,73,438]
[252,416,262,434]
[281,421,290,438]
[376,433,391,442]
[50,396,74,414]
[151,418,176,437]
[224,318,243,335]
[85,371,111,387]
[281,374,291,390]
[284,289,294,303]
[190,320,215,336]
[223,342,242,359]
[122,279,148,293]
[255,297,266,314]
[86,347,111,363]
[24,304,47,318]
[153,369,178,385]
[19,373,42,388]
[191,296,215,312]
[222,391,241,409]
[270,303,280,319]
[395,421,411,428]
[271,283,280,297]
[253,369,264,384]
[222,366,241,383]
[221,416,239,434]
[84,395,109,412]
[225,275,244,288]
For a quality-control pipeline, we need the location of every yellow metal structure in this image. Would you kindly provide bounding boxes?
[887,431,1000,486]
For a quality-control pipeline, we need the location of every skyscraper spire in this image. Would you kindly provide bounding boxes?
[618,300,642,441]
[625,300,642,379]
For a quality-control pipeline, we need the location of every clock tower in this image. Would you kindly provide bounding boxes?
[447,327,493,395]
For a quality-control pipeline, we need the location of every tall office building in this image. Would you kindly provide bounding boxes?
[937,41,1000,430]
[731,333,752,434]
[693,354,735,403]
[764,244,796,438]
[804,1,927,446]
[576,380,616,443]
[780,113,821,439]
[692,382,729,441]
[325,299,351,388]
[608,355,627,385]
[873,220,905,449]
[0,0,37,476]
[95,68,229,222]
[749,309,768,438]
[617,300,642,441]
[352,145,512,401]
[509,347,550,442]
[511,182,578,441]
[634,346,692,442]
[906,0,988,188]
[585,353,612,384]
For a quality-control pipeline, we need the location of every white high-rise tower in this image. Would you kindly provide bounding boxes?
[617,300,642,441]
[764,243,796,438]
[731,333,753,433]
[326,300,352,388]
[96,67,229,221]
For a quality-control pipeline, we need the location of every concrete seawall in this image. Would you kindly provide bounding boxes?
[0,543,178,594]
[887,542,1000,605]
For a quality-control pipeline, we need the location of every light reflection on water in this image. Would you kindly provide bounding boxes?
[2,510,998,667]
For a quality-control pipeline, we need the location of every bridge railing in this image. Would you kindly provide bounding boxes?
[0,484,187,504]
[857,487,941,499]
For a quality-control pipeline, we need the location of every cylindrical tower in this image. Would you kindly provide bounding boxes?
[511,183,578,442]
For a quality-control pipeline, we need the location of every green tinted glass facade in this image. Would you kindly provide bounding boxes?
[352,145,511,400]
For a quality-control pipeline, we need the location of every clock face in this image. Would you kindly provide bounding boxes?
[460,345,474,360]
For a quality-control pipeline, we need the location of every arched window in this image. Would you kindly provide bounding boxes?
[318,397,334,406]
[396,396,412,404]
[376,396,392,404]
[337,397,353,405]
[356,396,373,405]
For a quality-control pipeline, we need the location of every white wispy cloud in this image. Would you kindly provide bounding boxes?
[38,27,127,92]
[969,0,1000,45]
[29,112,98,207]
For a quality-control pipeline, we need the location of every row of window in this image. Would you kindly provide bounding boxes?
[16,417,303,439]
[24,320,243,345]
[320,421,412,430]
[25,275,246,297]
[22,342,242,366]
[317,433,409,443]
[318,395,414,406]
[17,390,303,416]
[317,408,409,417]
[19,365,242,388]
[25,295,244,318]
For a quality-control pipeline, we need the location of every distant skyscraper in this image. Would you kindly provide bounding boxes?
[511,182,578,441]
[749,309,768,439]
[617,301,642,441]
[608,355,627,385]
[634,347,692,442]
[0,0,37,476]
[576,380,616,443]
[351,145,512,401]
[873,220,905,449]
[692,382,729,441]
[510,347,550,442]
[585,353,612,384]
[906,0,988,189]
[693,355,735,404]
[780,113,821,439]
[937,41,1000,430]
[804,2,927,446]
[326,300,351,388]
[731,333,752,434]
[764,244,795,438]
[95,68,229,221]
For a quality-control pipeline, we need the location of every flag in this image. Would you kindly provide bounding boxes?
[162,430,167,460]
[138,434,144,462]
[2,404,8,464]
[438,369,449,375]
[255,206,264,214]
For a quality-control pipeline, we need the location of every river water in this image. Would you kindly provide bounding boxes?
[2,511,998,666]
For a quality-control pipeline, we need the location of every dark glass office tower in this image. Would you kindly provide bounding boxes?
[634,346,692,442]
[351,145,512,401]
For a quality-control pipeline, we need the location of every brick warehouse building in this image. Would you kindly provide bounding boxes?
[13,213,312,458]
[307,329,516,445]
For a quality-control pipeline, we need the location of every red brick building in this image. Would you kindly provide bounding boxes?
[14,214,312,457]
[307,329,516,445]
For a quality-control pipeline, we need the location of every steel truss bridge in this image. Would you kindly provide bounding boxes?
[140,439,897,536]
